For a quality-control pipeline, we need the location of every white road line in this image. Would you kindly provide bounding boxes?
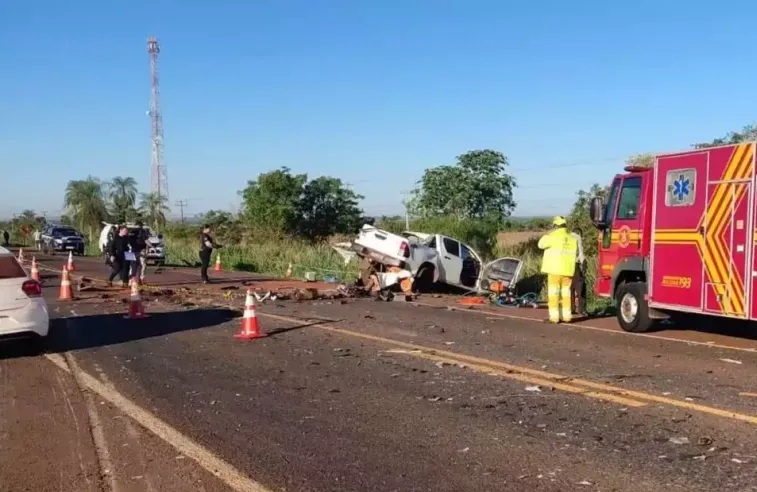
[65,353,118,492]
[44,353,272,492]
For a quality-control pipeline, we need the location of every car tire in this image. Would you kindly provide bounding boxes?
[26,335,46,355]
[615,282,654,333]
[414,265,435,293]
[377,288,394,302]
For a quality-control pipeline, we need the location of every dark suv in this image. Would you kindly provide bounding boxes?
[41,226,85,255]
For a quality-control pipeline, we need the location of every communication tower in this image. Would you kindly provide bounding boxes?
[147,36,168,203]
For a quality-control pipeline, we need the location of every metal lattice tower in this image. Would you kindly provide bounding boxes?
[147,36,168,203]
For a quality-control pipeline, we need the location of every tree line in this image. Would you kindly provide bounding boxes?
[49,177,170,241]
[17,125,752,251]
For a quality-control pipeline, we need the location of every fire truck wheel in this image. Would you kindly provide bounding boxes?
[615,282,653,333]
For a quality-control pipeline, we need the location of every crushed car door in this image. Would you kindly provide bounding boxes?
[459,243,481,288]
[476,257,524,292]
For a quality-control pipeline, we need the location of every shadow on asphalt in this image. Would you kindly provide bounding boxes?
[648,315,757,341]
[0,310,338,361]
[42,308,240,354]
[0,309,239,360]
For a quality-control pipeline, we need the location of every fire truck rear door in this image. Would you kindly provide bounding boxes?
[701,144,754,318]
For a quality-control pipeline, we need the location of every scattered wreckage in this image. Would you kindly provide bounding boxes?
[333,224,525,301]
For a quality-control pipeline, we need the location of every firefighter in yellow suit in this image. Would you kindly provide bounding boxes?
[538,216,579,323]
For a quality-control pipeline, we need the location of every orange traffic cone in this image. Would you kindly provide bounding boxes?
[234,290,265,340]
[67,251,75,271]
[59,265,73,300]
[124,278,148,319]
[17,248,24,264]
[214,253,222,272]
[30,256,40,281]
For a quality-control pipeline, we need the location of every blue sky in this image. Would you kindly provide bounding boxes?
[2,0,757,219]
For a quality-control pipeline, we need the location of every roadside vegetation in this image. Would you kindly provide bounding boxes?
[2,125,753,310]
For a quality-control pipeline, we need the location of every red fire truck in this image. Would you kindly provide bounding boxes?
[590,142,756,332]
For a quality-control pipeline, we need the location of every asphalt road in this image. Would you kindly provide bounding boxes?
[2,254,757,491]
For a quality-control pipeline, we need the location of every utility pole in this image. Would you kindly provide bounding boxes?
[175,199,188,223]
[400,190,412,230]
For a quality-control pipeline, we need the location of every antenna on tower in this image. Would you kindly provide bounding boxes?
[147,36,168,205]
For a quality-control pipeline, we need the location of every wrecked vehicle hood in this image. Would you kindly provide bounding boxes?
[401,230,433,242]
[331,242,357,265]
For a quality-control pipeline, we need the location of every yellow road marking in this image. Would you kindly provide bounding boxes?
[35,261,757,424]
[412,300,757,354]
[257,312,646,407]
[258,310,757,426]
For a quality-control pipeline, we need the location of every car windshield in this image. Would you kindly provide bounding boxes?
[54,228,78,236]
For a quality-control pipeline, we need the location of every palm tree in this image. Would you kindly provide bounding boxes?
[108,176,139,222]
[63,177,109,240]
[139,192,170,231]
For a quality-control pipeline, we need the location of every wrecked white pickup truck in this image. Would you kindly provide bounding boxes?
[333,224,523,295]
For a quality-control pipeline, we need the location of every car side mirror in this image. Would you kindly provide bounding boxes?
[158,234,164,240]
[589,197,606,228]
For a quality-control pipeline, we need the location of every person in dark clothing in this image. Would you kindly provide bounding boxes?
[107,226,131,287]
[571,263,587,316]
[2,230,9,246]
[199,224,219,284]
[569,230,588,316]
[104,226,117,265]
[130,221,148,284]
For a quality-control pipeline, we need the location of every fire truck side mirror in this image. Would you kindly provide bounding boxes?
[589,197,606,227]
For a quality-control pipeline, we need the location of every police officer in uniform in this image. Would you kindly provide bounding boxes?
[104,225,117,265]
[199,224,219,284]
[537,216,579,324]
[107,226,131,287]
[131,221,148,284]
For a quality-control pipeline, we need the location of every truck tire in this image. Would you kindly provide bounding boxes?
[615,282,654,333]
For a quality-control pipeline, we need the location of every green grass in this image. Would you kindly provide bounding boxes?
[164,237,358,281]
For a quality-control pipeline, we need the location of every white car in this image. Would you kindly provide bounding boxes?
[0,247,49,344]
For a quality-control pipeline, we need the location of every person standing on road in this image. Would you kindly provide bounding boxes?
[33,229,42,250]
[130,221,148,285]
[2,230,9,246]
[199,224,219,284]
[537,216,578,324]
[569,228,587,317]
[107,226,130,288]
[104,225,117,265]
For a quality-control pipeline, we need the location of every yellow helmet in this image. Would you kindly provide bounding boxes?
[552,216,567,226]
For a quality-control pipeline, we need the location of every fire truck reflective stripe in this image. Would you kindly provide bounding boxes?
[653,143,754,316]
[609,230,641,246]
[703,145,753,315]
